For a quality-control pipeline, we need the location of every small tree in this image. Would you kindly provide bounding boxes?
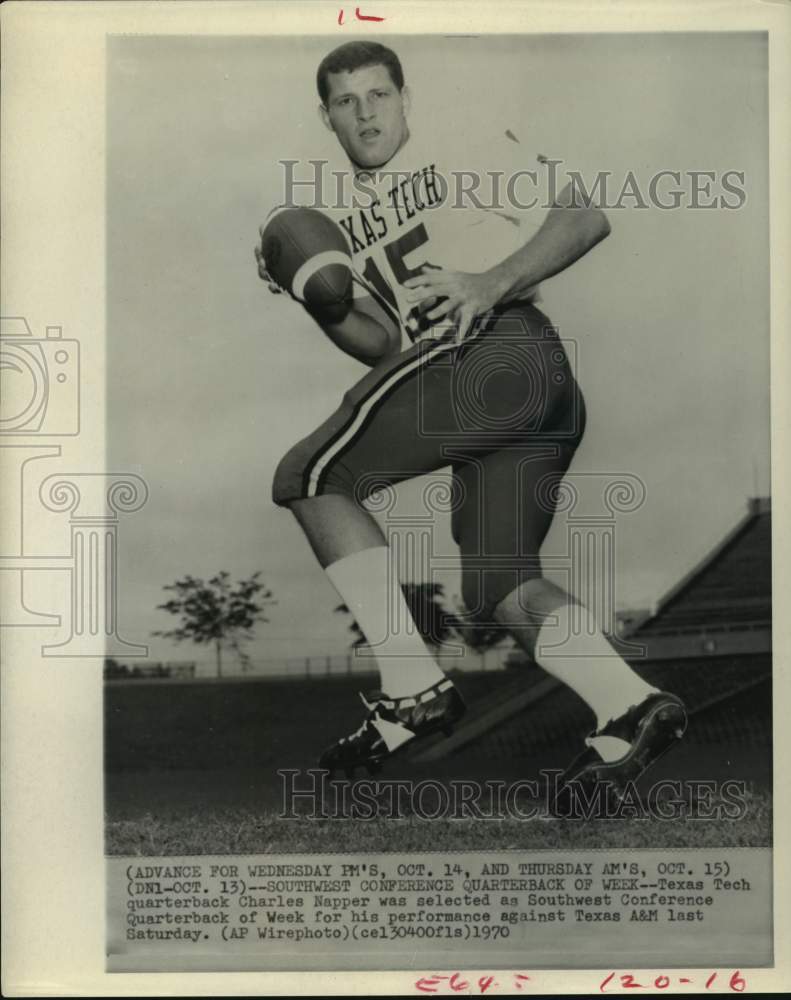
[152,571,273,677]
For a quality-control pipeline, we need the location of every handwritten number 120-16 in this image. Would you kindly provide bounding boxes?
[599,971,747,992]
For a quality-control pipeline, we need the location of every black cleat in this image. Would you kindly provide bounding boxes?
[319,679,466,775]
[552,691,687,816]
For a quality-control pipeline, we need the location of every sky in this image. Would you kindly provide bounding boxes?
[107,32,769,672]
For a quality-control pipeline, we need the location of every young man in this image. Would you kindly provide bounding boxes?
[256,41,686,802]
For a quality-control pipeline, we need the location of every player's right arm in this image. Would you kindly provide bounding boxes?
[255,246,401,367]
[307,286,402,367]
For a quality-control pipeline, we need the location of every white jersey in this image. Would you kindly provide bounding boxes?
[266,127,555,351]
[326,129,553,349]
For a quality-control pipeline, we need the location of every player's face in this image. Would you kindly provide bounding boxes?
[320,64,410,169]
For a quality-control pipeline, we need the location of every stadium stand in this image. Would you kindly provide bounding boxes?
[630,496,771,641]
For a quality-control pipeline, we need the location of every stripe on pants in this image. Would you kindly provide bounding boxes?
[305,333,463,497]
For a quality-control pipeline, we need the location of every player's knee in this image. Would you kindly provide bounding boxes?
[271,441,357,507]
[462,565,545,622]
[460,569,510,623]
[271,445,307,507]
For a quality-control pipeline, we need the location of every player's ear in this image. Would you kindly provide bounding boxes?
[318,103,334,132]
[401,85,412,118]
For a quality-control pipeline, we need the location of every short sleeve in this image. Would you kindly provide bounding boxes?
[444,127,558,238]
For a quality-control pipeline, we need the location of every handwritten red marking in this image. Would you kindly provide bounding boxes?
[415,975,445,994]
[413,969,746,996]
[620,974,644,989]
[356,7,385,20]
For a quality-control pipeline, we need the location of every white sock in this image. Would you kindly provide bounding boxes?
[325,547,447,699]
[534,602,659,760]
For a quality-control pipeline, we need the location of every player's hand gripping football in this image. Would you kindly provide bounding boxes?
[254,225,283,295]
[404,266,501,341]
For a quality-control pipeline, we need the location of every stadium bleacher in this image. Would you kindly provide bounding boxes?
[633,496,771,636]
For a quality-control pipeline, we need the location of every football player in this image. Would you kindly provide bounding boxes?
[256,41,686,805]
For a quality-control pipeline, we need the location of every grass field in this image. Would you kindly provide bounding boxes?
[106,785,771,856]
[105,668,773,857]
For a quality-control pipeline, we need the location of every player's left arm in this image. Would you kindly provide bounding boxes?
[403,182,610,338]
[489,181,611,299]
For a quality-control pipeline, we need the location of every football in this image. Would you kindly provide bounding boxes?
[260,207,353,319]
